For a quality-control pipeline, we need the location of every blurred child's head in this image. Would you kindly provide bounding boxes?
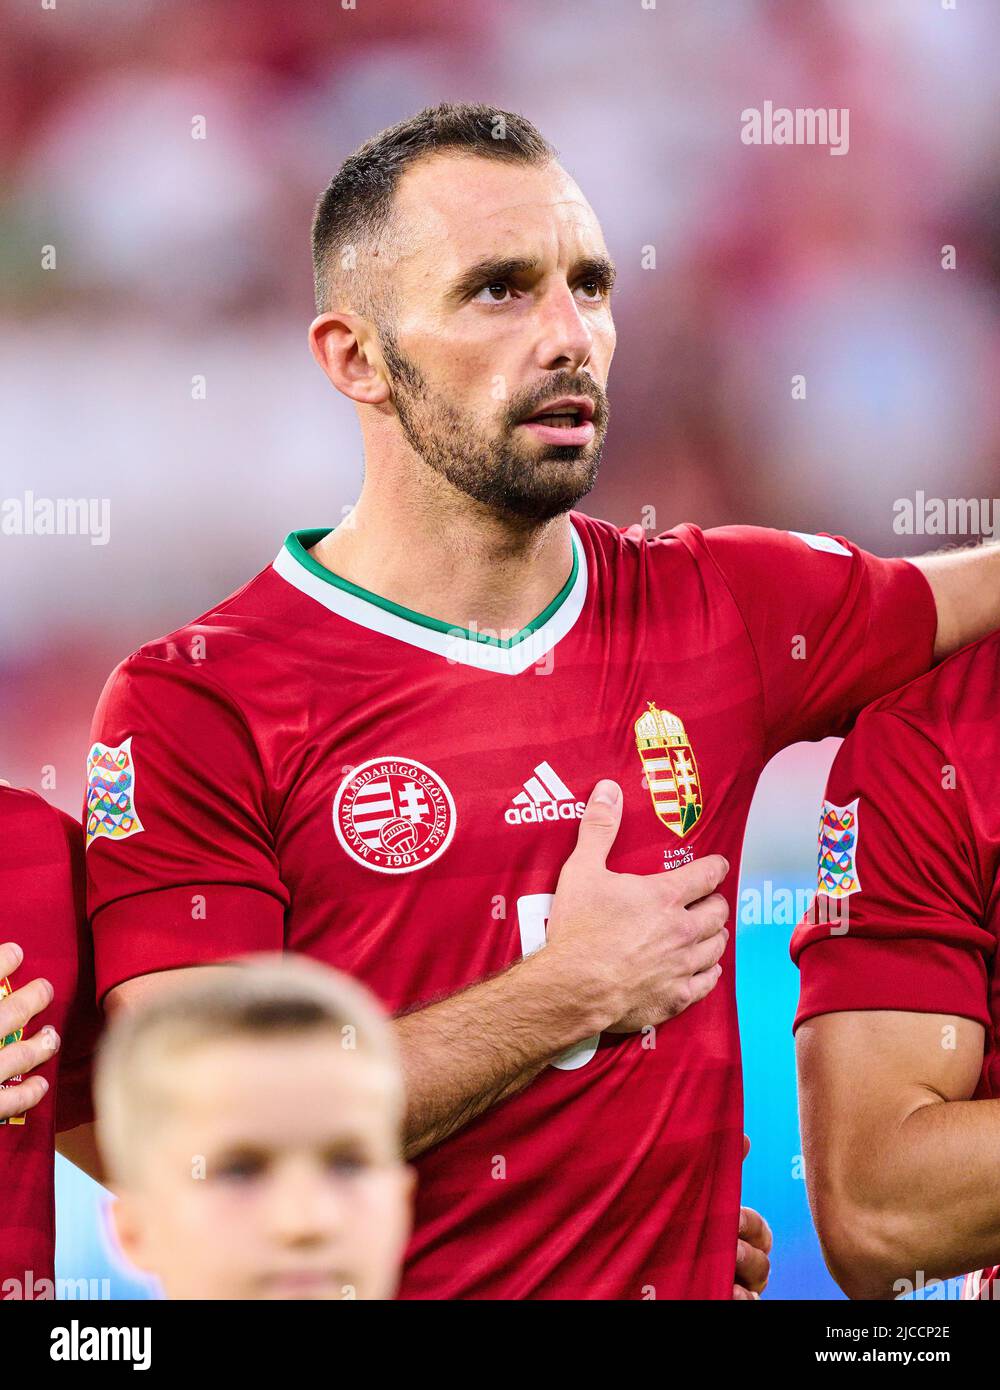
[95,956,412,1300]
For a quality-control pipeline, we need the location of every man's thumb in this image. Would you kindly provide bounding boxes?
[573,780,623,864]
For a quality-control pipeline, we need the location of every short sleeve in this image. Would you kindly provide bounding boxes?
[790,708,994,1031]
[85,653,289,1001]
[696,526,937,759]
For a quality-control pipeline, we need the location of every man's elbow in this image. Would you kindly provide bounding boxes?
[812,1191,923,1301]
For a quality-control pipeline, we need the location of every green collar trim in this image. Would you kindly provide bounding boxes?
[282,525,581,650]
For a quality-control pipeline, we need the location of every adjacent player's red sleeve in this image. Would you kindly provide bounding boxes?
[790,707,994,1031]
[85,653,289,1002]
[694,526,938,758]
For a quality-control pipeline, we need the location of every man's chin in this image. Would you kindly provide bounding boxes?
[492,485,595,523]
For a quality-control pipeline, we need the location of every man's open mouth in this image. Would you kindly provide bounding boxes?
[517,397,597,444]
[521,397,595,427]
[529,411,582,429]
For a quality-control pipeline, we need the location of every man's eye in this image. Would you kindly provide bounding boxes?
[472,282,513,304]
[577,279,606,302]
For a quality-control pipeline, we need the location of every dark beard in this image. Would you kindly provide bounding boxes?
[380,332,607,523]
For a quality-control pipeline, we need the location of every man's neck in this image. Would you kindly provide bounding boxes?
[308,475,575,640]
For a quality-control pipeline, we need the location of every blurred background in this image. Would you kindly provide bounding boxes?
[2,0,997,1299]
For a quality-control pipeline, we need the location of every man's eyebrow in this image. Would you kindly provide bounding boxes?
[576,255,617,289]
[446,253,616,301]
[446,256,541,301]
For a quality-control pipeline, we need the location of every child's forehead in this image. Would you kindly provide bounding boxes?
[160,1032,399,1121]
[174,1025,386,1067]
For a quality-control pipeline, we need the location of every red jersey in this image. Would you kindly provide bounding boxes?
[85,512,936,1299]
[0,789,98,1299]
[790,630,1000,1299]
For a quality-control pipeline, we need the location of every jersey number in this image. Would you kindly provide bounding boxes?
[516,894,600,1071]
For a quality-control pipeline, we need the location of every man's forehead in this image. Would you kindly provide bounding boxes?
[390,152,606,266]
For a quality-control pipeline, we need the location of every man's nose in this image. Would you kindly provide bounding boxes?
[534,285,594,373]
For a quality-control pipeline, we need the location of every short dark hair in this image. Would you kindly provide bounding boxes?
[311,102,556,316]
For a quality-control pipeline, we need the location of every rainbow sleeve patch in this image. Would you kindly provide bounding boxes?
[817,797,861,898]
[86,736,145,849]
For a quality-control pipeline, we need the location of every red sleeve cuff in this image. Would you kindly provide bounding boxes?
[794,933,990,1032]
[93,884,286,1003]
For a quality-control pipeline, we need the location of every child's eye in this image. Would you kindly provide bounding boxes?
[215,1155,265,1182]
[326,1153,367,1177]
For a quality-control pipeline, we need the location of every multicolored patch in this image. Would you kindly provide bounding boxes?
[817,797,861,898]
[0,975,26,1125]
[86,737,145,849]
[634,703,703,839]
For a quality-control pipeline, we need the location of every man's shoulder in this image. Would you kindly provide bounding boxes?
[852,628,1000,742]
[107,551,305,693]
[830,629,1000,804]
[0,786,81,861]
[570,510,713,570]
[0,789,84,952]
[572,511,856,569]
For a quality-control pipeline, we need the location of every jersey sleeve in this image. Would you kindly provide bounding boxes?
[790,708,994,1031]
[52,808,99,1133]
[85,653,289,1002]
[693,526,938,758]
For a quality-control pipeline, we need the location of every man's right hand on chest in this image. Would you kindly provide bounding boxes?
[544,779,730,1034]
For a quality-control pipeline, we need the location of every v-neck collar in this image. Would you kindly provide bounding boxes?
[271,519,588,675]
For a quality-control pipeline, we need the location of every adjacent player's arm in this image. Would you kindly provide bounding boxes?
[796,1009,999,1299]
[908,540,1000,661]
[791,703,995,1300]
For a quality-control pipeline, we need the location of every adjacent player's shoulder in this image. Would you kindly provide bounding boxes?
[0,787,84,952]
[825,628,1000,827]
[851,627,1000,744]
[0,785,82,867]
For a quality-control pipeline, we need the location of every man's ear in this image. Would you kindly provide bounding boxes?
[308,312,391,407]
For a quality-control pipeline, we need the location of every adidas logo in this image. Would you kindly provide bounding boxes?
[505,761,586,825]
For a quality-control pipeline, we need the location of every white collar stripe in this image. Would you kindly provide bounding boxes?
[271,521,588,676]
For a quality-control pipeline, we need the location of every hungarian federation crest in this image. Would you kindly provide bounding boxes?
[333,756,456,875]
[86,737,145,849]
[817,798,861,898]
[634,704,703,838]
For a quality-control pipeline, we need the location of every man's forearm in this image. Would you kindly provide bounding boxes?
[394,947,607,1159]
[910,539,1000,661]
